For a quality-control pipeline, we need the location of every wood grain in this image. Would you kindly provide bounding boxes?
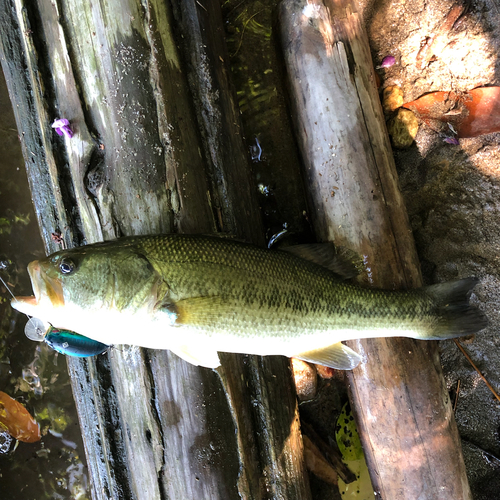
[278,0,472,498]
[0,0,311,498]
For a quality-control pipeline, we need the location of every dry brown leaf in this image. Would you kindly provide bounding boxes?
[402,87,500,138]
[0,391,41,443]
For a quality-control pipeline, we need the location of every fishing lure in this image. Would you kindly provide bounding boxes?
[25,318,109,357]
[45,328,109,357]
[1,274,108,357]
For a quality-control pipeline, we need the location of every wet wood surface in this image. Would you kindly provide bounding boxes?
[278,0,472,498]
[0,0,311,498]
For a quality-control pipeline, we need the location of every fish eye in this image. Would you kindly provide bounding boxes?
[59,257,76,275]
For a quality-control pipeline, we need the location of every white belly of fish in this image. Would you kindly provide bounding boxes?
[44,301,421,369]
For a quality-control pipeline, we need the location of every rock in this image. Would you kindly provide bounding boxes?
[382,85,404,114]
[292,358,317,402]
[387,108,419,148]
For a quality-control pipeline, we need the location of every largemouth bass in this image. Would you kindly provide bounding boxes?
[11,234,487,369]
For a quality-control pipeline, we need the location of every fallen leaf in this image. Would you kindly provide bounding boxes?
[0,391,41,443]
[402,87,500,138]
[336,402,375,499]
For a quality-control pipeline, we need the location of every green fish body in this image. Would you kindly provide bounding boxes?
[11,234,487,369]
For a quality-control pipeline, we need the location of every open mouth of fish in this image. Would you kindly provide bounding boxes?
[11,260,64,316]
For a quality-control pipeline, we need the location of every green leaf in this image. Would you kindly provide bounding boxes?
[335,402,375,500]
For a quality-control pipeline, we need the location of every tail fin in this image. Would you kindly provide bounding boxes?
[425,278,488,339]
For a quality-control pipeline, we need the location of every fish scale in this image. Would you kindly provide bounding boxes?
[138,236,465,335]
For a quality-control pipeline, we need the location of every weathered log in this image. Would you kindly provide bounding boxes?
[0,0,311,498]
[279,0,472,498]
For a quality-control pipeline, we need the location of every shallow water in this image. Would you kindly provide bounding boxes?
[0,69,89,500]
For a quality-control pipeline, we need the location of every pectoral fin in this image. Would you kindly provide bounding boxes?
[160,296,229,327]
[157,296,226,367]
[294,342,362,370]
[169,344,221,369]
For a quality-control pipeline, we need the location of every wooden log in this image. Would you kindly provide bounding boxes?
[278,0,472,498]
[0,0,311,498]
[169,0,264,244]
[166,3,311,497]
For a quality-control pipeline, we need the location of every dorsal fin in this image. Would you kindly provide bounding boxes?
[282,243,362,279]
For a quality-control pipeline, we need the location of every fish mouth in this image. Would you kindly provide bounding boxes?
[11,260,65,315]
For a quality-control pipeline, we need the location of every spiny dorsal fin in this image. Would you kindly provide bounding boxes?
[282,243,363,280]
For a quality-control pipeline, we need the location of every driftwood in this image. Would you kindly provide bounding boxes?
[0,0,311,499]
[279,0,472,499]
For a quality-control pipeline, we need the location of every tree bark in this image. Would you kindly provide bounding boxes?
[278,0,472,498]
[0,0,311,498]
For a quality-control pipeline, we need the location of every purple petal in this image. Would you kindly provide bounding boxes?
[443,136,460,145]
[377,55,396,69]
[52,118,73,139]
[61,125,74,139]
[52,118,70,128]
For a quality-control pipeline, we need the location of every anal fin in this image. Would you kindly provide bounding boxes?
[294,342,362,370]
[169,344,221,369]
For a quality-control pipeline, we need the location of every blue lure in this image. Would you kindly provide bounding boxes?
[24,318,109,357]
[44,327,109,357]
